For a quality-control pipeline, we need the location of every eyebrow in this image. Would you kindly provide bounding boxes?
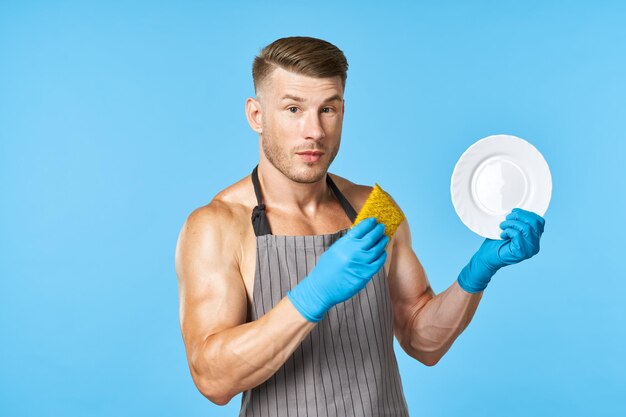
[280,94,343,103]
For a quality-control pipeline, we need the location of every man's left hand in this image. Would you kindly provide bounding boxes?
[457,207,546,293]
[478,207,546,271]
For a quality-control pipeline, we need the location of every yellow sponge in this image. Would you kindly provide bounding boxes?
[352,183,405,238]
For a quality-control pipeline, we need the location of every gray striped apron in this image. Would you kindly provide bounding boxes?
[239,165,410,417]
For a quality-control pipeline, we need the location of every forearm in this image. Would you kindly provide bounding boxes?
[408,280,483,365]
[193,297,316,404]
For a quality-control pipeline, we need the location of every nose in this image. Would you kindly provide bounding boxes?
[301,111,326,141]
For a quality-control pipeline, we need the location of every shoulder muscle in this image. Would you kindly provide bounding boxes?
[175,201,247,353]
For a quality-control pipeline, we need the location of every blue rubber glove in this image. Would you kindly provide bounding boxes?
[287,217,389,322]
[457,208,546,293]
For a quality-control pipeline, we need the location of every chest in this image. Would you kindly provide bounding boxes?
[239,223,393,317]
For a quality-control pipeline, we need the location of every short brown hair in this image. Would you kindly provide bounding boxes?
[252,36,348,95]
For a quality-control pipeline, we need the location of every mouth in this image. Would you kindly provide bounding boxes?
[296,151,324,163]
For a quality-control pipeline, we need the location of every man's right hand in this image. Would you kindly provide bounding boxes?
[287,217,389,323]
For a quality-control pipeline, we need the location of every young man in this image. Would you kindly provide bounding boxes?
[175,36,545,416]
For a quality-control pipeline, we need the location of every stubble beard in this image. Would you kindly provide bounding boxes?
[261,124,340,184]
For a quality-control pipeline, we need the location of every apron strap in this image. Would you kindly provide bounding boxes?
[251,165,272,236]
[327,173,358,223]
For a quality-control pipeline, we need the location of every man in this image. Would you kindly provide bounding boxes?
[175,36,545,416]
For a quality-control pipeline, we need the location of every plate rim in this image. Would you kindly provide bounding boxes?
[450,134,552,239]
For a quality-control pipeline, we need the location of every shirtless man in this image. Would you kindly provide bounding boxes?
[175,36,545,416]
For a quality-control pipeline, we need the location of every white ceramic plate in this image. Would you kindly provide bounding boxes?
[450,134,552,239]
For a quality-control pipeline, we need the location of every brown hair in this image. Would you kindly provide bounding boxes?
[252,36,349,96]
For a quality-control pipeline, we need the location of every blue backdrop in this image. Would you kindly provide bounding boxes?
[1,1,625,416]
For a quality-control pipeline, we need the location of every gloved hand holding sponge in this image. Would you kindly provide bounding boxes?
[288,183,547,323]
[288,184,404,323]
[287,217,389,322]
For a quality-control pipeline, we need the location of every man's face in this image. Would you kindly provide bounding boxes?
[257,67,344,184]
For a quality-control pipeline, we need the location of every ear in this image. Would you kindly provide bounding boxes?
[245,97,263,134]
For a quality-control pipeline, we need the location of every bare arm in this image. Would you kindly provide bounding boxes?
[388,218,483,366]
[175,202,315,405]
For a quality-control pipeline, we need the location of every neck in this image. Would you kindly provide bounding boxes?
[256,159,333,217]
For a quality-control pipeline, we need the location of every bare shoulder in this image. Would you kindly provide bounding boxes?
[175,174,256,282]
[327,172,375,213]
[177,201,234,257]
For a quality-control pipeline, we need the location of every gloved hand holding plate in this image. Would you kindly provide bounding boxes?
[450,134,552,239]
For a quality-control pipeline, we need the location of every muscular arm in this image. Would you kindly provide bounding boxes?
[388,219,483,366]
[175,203,315,405]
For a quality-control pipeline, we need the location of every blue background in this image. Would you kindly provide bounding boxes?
[1,1,625,416]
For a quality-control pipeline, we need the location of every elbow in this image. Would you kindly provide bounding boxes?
[407,339,445,367]
[195,378,235,406]
[189,345,237,405]
[408,349,443,367]
[418,353,442,367]
[207,393,234,406]
[204,387,234,406]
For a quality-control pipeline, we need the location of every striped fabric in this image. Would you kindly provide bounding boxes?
[238,231,410,417]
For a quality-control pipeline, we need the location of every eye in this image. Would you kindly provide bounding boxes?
[288,107,299,113]
[321,107,334,113]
